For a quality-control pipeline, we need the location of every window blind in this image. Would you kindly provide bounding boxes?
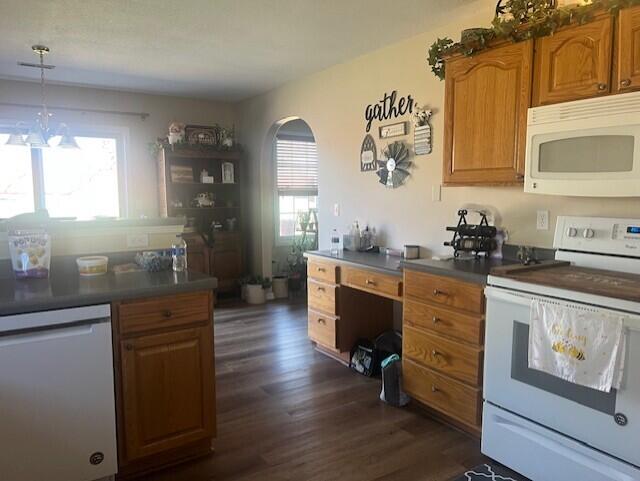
[276,138,318,194]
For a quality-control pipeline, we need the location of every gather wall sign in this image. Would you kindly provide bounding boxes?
[364,90,415,133]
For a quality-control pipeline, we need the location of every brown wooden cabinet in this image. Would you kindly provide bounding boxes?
[113,291,216,478]
[443,40,533,185]
[210,231,243,293]
[402,270,485,436]
[533,14,613,106]
[616,6,640,93]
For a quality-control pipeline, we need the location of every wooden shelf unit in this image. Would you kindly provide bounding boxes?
[157,145,245,294]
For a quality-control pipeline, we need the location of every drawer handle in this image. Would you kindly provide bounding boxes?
[163,310,173,318]
[431,349,443,358]
[365,279,377,286]
[431,384,439,393]
[432,316,441,324]
[317,318,326,325]
[433,289,449,297]
[621,79,632,88]
[597,83,608,92]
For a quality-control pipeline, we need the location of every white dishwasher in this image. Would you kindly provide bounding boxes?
[0,304,118,481]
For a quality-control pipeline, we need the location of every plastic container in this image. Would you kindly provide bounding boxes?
[76,256,109,276]
[8,230,51,279]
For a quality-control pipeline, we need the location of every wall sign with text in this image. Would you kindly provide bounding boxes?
[365,90,415,133]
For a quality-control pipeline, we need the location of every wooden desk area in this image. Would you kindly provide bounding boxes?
[305,250,488,436]
[305,251,402,364]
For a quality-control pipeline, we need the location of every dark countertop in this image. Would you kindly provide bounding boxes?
[401,256,518,284]
[305,249,519,284]
[0,269,218,316]
[305,250,403,276]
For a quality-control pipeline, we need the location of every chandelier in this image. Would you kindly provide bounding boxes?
[6,45,79,149]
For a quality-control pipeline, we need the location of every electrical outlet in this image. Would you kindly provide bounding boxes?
[333,203,340,217]
[432,185,442,202]
[536,210,549,231]
[126,233,149,248]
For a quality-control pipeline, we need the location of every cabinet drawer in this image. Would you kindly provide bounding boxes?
[404,270,484,314]
[403,358,481,427]
[118,291,210,335]
[342,266,402,300]
[403,325,482,386]
[307,259,339,284]
[307,279,338,315]
[404,299,484,345]
[308,309,337,349]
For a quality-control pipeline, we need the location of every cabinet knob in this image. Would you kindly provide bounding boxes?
[431,349,442,358]
[431,384,439,393]
[365,279,376,286]
[317,286,325,292]
[163,310,172,318]
[433,289,449,297]
[597,83,608,92]
[124,343,133,351]
[317,318,326,325]
[432,316,441,324]
[621,79,632,88]
[317,267,326,272]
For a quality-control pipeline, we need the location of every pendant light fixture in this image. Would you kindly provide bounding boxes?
[5,45,79,149]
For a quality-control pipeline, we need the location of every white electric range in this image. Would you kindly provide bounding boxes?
[483,216,640,481]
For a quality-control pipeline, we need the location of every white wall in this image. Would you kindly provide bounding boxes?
[238,0,639,277]
[0,79,238,218]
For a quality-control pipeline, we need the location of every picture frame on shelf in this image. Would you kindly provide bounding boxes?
[185,124,220,145]
[170,164,194,183]
[222,162,235,184]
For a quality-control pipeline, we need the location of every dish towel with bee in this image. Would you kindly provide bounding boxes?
[528,299,626,393]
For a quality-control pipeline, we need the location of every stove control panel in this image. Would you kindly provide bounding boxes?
[554,216,640,257]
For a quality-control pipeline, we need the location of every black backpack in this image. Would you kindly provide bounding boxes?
[349,338,378,377]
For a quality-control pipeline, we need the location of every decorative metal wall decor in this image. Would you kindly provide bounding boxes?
[360,134,377,172]
[413,107,433,155]
[376,141,412,188]
[365,90,415,133]
[379,121,407,139]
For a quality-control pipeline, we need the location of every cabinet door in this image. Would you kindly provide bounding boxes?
[183,234,210,275]
[119,325,215,462]
[443,40,533,185]
[211,248,243,291]
[616,6,640,93]
[533,15,613,106]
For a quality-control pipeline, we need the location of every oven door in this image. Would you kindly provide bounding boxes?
[484,286,640,468]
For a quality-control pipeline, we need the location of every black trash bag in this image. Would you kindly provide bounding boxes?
[349,338,378,377]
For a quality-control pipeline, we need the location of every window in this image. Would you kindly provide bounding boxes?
[0,130,122,219]
[275,136,318,243]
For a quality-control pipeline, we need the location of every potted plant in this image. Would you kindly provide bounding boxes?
[244,275,271,305]
[286,210,318,293]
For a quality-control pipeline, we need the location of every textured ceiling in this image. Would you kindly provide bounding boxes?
[0,0,474,101]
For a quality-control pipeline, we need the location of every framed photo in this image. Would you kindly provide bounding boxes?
[379,121,407,139]
[222,162,235,184]
[185,124,220,145]
[170,164,194,183]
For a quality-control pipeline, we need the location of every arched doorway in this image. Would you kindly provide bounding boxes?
[261,118,318,281]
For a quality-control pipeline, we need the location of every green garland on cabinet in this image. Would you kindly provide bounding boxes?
[428,0,640,80]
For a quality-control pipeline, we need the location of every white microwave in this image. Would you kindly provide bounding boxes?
[525,91,640,197]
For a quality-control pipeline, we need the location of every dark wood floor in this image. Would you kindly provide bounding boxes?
[140,300,484,481]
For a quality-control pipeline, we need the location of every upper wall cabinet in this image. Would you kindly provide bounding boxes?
[616,5,640,93]
[533,14,613,106]
[443,40,533,186]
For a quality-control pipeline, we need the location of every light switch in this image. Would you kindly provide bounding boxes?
[333,203,340,217]
[126,233,149,248]
[432,185,442,202]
